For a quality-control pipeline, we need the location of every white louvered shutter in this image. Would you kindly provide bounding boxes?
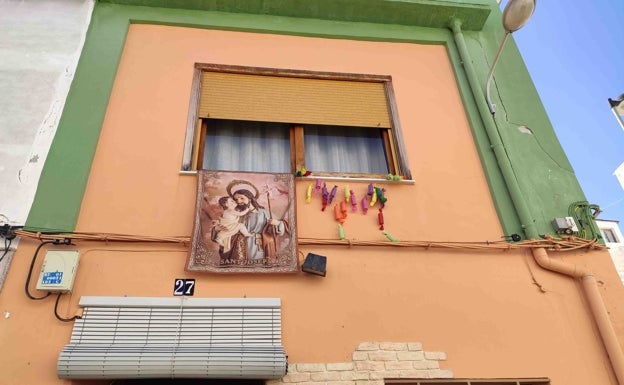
[57,297,287,379]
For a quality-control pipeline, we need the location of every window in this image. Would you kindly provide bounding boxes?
[58,297,286,380]
[602,228,619,243]
[183,65,411,179]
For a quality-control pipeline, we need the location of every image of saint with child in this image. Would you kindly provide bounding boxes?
[190,172,296,273]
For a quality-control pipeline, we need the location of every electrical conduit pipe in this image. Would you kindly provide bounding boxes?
[451,19,624,384]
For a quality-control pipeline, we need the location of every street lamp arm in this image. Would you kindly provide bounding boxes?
[485,32,510,115]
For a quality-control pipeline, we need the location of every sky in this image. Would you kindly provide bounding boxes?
[498,0,624,225]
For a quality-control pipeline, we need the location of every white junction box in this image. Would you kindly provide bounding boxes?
[36,250,80,292]
[551,217,579,235]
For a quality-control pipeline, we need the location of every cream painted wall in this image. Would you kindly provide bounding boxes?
[597,219,624,284]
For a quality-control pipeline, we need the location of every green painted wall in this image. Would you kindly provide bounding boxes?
[460,11,585,238]
[100,0,491,31]
[25,0,586,241]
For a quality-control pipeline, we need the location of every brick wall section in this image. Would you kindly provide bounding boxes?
[268,342,453,385]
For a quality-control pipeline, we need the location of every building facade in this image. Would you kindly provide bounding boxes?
[597,219,624,284]
[0,0,93,290]
[2,1,624,385]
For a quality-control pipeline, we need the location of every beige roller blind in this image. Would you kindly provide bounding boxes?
[199,72,391,128]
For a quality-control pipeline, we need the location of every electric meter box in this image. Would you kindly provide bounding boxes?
[36,250,80,293]
[551,217,579,235]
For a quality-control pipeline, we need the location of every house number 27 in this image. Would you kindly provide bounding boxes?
[173,278,195,296]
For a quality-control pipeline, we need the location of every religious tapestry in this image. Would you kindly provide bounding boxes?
[187,170,298,273]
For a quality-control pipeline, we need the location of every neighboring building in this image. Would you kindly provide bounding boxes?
[2,1,624,385]
[0,0,93,289]
[597,219,624,284]
[614,161,624,191]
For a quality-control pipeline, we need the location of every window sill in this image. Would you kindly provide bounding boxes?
[179,170,414,185]
[295,175,415,185]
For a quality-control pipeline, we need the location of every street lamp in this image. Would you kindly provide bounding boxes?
[486,0,537,115]
[608,94,624,131]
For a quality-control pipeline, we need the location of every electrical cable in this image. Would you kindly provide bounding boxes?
[14,228,603,253]
[24,240,57,300]
[569,201,602,241]
[0,236,11,263]
[0,224,20,264]
[54,292,81,322]
[15,229,188,244]
[297,234,604,252]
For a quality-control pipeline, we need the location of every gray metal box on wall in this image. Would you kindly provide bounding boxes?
[36,250,80,292]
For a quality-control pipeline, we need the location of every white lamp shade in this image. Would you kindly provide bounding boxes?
[502,0,536,32]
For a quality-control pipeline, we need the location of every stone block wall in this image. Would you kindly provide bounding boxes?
[268,341,453,385]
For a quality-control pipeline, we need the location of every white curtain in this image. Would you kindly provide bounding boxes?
[203,120,291,172]
[203,120,389,174]
[304,124,388,174]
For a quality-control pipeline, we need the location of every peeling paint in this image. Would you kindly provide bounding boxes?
[518,125,533,134]
[0,0,94,225]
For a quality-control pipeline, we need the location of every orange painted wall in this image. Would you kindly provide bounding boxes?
[2,25,624,385]
[82,24,501,241]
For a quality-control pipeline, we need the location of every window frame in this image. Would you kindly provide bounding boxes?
[602,228,619,243]
[182,64,411,180]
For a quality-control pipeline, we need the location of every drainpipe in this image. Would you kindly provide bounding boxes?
[450,19,624,384]
[449,19,537,239]
[532,248,624,383]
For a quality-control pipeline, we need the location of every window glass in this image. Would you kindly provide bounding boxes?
[304,124,389,174]
[602,228,619,243]
[203,119,291,173]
